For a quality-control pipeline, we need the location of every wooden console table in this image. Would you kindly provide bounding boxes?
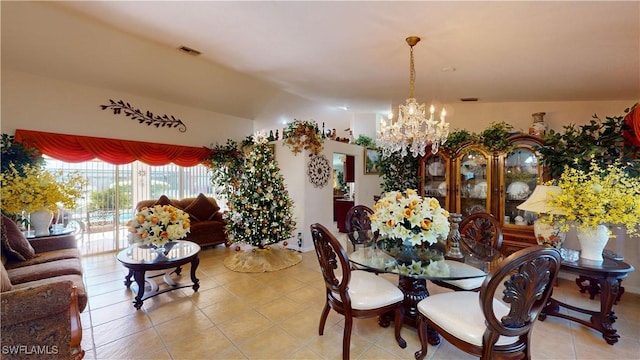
[539,257,634,345]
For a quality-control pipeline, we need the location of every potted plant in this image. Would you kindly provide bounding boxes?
[0,164,87,235]
[541,159,640,261]
[536,106,640,179]
[1,133,43,175]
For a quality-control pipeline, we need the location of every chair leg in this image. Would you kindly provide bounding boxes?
[480,332,499,360]
[319,302,330,335]
[343,316,353,360]
[394,306,407,349]
[415,314,428,360]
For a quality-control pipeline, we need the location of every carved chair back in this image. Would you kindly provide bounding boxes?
[459,212,503,251]
[345,205,377,251]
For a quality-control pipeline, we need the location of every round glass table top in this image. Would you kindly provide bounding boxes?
[348,233,502,280]
[117,240,200,265]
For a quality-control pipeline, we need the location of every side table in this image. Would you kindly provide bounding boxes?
[539,257,634,345]
[576,250,625,304]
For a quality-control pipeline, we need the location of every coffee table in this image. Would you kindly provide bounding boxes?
[117,240,201,309]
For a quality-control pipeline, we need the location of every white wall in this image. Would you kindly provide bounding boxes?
[1,69,252,146]
[275,139,382,252]
[442,100,638,133]
[252,93,354,141]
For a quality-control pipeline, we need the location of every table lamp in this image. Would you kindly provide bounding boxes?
[517,185,567,248]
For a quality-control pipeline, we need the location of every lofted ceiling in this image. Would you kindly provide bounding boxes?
[2,1,639,122]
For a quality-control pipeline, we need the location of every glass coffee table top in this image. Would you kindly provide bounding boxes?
[117,240,200,265]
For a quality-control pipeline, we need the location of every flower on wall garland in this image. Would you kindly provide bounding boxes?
[100,99,187,132]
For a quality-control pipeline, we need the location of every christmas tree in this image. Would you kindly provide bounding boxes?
[224,134,296,248]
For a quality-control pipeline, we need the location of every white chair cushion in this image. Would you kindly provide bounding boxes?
[440,261,487,290]
[417,291,517,346]
[334,270,404,310]
[441,276,486,290]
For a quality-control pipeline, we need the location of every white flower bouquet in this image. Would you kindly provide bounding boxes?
[128,205,190,247]
[370,189,450,246]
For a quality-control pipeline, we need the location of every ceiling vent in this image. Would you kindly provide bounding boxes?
[460,98,478,102]
[178,46,201,56]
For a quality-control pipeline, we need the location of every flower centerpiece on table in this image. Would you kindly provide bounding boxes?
[370,189,450,246]
[0,163,86,215]
[542,159,640,237]
[128,205,191,248]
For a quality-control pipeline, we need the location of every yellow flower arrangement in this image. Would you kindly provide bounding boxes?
[370,189,450,246]
[543,159,640,236]
[127,205,190,247]
[0,164,87,215]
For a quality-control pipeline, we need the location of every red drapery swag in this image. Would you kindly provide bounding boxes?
[15,129,212,166]
[624,105,640,147]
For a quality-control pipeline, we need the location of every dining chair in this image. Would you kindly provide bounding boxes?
[415,246,561,360]
[345,205,376,251]
[344,205,383,274]
[432,212,503,291]
[310,223,406,360]
[459,212,503,250]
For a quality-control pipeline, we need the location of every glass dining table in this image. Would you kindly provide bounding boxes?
[347,231,503,345]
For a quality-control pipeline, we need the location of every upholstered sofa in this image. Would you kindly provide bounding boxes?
[1,215,85,360]
[134,193,228,248]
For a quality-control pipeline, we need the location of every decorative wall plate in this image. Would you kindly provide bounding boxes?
[307,154,331,188]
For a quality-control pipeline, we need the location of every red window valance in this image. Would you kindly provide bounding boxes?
[14,129,212,166]
[624,105,640,147]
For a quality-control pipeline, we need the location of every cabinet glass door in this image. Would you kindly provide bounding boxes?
[503,148,539,226]
[457,148,491,216]
[421,153,449,208]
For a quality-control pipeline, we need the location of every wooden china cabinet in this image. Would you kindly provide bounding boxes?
[419,134,546,256]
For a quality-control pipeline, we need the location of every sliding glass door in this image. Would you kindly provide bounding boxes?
[44,157,213,255]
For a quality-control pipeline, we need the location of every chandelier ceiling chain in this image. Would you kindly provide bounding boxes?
[377,36,450,158]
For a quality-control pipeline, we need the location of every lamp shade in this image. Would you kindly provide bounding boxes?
[516,185,565,215]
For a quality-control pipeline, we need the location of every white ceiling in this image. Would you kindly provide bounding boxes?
[3,1,639,121]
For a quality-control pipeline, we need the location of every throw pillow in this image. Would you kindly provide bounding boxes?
[183,193,219,222]
[1,261,12,292]
[1,215,36,261]
[154,195,174,206]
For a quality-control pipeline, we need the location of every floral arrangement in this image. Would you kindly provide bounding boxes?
[0,163,86,215]
[370,189,450,246]
[127,205,191,247]
[283,119,324,155]
[543,159,640,236]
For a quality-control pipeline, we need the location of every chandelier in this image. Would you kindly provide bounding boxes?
[377,36,450,157]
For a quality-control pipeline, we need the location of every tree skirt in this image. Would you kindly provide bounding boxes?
[224,248,302,273]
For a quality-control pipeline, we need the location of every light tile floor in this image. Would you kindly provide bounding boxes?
[80,242,640,359]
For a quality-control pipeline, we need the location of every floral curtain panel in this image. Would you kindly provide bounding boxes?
[14,129,211,166]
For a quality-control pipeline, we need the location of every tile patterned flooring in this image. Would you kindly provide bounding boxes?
[80,241,640,359]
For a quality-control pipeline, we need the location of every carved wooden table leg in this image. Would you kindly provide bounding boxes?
[124,269,134,287]
[132,270,146,310]
[597,277,621,344]
[190,256,200,292]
